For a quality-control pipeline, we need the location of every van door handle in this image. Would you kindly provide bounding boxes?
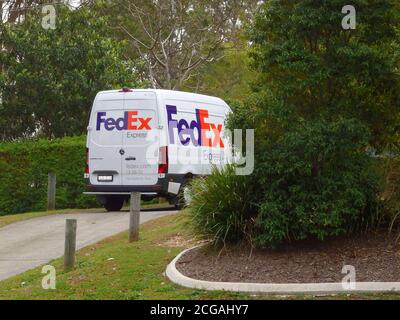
[125,157,136,161]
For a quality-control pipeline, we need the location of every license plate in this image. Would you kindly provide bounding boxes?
[97,175,113,182]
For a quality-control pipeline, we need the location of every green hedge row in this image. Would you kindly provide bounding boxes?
[0,136,98,215]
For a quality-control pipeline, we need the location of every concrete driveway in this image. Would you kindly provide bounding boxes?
[0,208,177,281]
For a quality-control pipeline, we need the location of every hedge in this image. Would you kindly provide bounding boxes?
[0,136,98,215]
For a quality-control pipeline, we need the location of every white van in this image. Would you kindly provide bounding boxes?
[84,88,232,211]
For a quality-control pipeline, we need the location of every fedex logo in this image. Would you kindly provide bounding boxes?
[166,105,224,148]
[96,111,152,131]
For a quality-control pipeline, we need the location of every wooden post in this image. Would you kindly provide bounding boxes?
[47,172,56,211]
[64,219,77,271]
[129,192,141,242]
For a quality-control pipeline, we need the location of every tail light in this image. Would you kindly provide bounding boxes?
[158,146,168,174]
[85,148,89,175]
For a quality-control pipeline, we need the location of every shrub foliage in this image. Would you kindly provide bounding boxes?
[189,166,256,246]
[189,118,379,247]
[0,136,97,215]
[254,118,378,247]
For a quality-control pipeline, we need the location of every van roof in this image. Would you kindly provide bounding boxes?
[96,89,228,106]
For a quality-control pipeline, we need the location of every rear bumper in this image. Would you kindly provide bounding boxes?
[84,174,185,195]
[85,178,166,194]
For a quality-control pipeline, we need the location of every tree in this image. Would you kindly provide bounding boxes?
[114,0,259,90]
[0,0,79,23]
[250,0,400,148]
[0,5,141,141]
[217,0,400,245]
[1,0,37,23]
[182,46,256,102]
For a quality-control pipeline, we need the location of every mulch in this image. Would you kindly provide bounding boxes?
[175,231,400,283]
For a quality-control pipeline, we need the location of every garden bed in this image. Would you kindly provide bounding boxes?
[175,231,400,283]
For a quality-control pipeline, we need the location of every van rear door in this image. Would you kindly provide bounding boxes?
[121,92,159,186]
[88,96,124,186]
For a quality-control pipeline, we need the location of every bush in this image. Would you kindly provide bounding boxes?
[189,165,256,246]
[254,118,379,247]
[189,118,380,248]
[0,136,98,215]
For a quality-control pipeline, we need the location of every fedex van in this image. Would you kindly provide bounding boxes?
[84,88,232,211]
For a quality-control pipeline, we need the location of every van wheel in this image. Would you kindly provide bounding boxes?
[104,197,124,212]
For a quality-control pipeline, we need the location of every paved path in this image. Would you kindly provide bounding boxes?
[0,208,177,281]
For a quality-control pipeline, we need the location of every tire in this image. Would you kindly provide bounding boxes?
[104,197,124,212]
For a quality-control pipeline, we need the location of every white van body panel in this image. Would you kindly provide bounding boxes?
[86,89,231,196]
[159,90,230,176]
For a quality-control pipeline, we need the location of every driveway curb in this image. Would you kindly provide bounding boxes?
[166,246,400,294]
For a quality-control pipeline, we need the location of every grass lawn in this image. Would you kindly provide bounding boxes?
[0,213,400,300]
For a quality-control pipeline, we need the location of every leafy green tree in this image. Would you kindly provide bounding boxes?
[201,1,398,247]
[250,0,400,148]
[89,0,260,90]
[120,0,260,90]
[0,5,141,140]
[182,47,257,102]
